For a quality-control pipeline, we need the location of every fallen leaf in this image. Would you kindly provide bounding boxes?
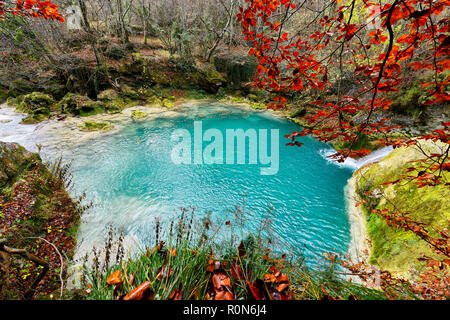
[276,282,289,292]
[124,281,152,300]
[212,271,231,291]
[263,273,276,283]
[107,270,122,285]
[275,273,288,283]
[215,290,234,300]
[169,288,182,300]
[230,263,245,281]
[156,265,173,281]
[238,241,246,257]
[248,280,267,300]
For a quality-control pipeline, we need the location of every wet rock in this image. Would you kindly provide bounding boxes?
[78,120,113,132]
[0,142,41,188]
[56,93,105,116]
[213,53,257,90]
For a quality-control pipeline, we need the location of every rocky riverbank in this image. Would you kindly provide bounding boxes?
[0,141,81,299]
[346,140,449,280]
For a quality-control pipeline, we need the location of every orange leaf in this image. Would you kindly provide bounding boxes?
[212,271,231,291]
[107,270,122,285]
[124,281,152,300]
[215,290,234,300]
[263,274,276,283]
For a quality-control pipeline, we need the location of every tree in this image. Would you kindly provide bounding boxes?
[238,0,449,299]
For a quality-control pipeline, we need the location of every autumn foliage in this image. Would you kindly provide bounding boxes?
[0,0,64,22]
[238,0,449,299]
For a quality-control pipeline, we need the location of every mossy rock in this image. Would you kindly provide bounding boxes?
[78,121,113,132]
[21,114,49,124]
[250,102,267,110]
[355,140,450,277]
[56,93,105,116]
[17,92,55,117]
[290,108,307,118]
[213,54,257,89]
[160,98,174,108]
[230,96,248,104]
[6,96,24,108]
[195,65,226,94]
[131,110,148,120]
[0,142,41,188]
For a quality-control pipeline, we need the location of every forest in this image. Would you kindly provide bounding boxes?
[0,0,449,304]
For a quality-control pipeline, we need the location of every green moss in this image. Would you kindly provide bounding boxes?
[131,110,148,119]
[355,141,450,276]
[250,102,267,110]
[230,96,248,104]
[161,98,174,108]
[17,92,55,115]
[56,93,105,116]
[388,83,431,120]
[78,121,113,132]
[21,114,49,124]
[333,133,374,153]
[6,96,24,108]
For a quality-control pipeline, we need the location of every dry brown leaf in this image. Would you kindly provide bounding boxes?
[124,281,152,300]
[156,265,173,281]
[169,288,182,300]
[212,271,231,291]
[215,290,234,300]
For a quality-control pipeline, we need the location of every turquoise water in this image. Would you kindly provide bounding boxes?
[69,104,354,264]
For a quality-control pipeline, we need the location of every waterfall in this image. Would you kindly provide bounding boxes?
[320,145,394,170]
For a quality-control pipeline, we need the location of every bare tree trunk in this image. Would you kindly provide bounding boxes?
[206,0,235,62]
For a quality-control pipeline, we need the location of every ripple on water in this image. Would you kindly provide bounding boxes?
[1,102,358,267]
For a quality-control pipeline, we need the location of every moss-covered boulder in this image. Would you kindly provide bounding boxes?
[213,54,257,90]
[194,65,226,94]
[354,140,450,278]
[18,92,54,113]
[131,110,148,120]
[56,93,105,116]
[0,142,41,188]
[78,120,113,132]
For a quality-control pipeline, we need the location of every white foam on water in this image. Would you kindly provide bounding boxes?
[0,104,42,151]
[320,145,394,170]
